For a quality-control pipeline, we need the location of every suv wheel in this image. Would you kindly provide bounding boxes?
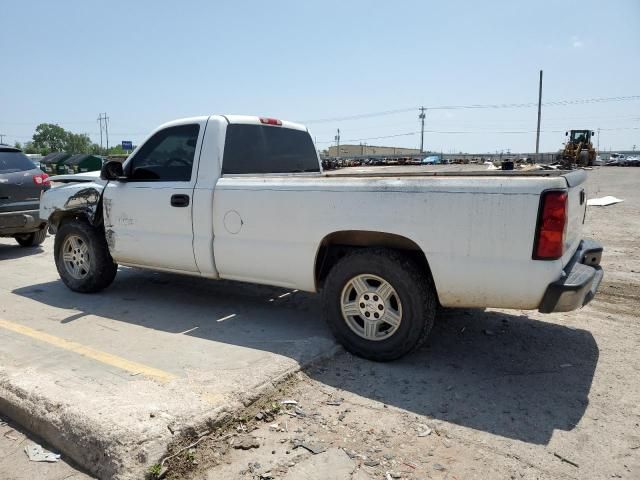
[15,228,47,247]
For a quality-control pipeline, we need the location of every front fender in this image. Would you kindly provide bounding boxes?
[40,180,106,233]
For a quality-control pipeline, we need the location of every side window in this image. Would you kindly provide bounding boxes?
[128,124,200,181]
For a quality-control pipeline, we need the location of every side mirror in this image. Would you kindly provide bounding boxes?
[100,160,124,180]
[565,131,568,136]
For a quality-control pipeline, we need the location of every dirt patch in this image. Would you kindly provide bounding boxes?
[157,376,303,479]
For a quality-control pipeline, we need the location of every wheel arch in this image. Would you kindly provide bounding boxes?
[46,186,105,234]
[314,230,438,301]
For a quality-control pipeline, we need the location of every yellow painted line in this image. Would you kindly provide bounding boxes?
[0,318,176,383]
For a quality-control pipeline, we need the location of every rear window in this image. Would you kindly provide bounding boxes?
[0,151,35,173]
[222,125,319,175]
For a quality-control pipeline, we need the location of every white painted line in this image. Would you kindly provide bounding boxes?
[179,326,199,335]
[216,313,237,323]
[278,292,291,298]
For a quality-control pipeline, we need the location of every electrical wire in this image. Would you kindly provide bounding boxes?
[315,126,640,144]
[301,95,640,124]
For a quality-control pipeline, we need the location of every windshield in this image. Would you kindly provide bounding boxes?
[0,150,36,174]
[570,131,590,143]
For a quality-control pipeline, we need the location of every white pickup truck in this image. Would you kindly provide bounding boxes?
[40,115,604,360]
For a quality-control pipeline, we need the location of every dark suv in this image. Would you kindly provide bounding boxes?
[0,146,50,247]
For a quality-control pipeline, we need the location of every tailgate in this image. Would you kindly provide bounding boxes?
[0,170,43,213]
[561,169,588,266]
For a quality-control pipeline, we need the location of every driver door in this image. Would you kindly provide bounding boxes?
[103,122,204,272]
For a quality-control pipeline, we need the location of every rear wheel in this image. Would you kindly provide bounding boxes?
[54,220,117,293]
[322,249,436,361]
[15,228,47,247]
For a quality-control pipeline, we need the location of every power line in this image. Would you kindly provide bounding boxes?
[317,132,418,144]
[315,125,640,144]
[0,120,98,126]
[301,95,640,124]
[302,107,417,125]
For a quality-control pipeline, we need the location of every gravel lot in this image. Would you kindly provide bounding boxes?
[1,166,638,480]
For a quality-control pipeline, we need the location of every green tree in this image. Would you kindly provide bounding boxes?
[107,144,127,155]
[13,141,23,150]
[31,123,68,154]
[65,132,93,153]
[22,141,39,154]
[30,123,101,155]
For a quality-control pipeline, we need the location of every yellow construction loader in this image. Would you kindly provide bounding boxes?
[557,130,596,168]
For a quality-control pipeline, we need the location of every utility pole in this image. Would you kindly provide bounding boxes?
[104,113,110,152]
[0,134,6,145]
[419,106,426,153]
[97,113,110,154]
[535,70,543,158]
[97,114,104,153]
[334,128,340,159]
[597,127,600,152]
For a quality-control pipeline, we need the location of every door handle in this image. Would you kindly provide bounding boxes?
[170,194,190,207]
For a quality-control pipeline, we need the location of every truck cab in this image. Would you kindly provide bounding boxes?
[99,116,320,274]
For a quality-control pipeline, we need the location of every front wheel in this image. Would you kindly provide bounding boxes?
[54,220,118,293]
[15,228,47,247]
[322,249,436,361]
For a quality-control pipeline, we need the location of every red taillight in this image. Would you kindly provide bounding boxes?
[259,117,282,126]
[534,191,567,260]
[33,173,50,186]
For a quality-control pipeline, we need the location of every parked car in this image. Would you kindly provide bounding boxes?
[626,155,640,167]
[40,115,604,361]
[0,145,50,246]
[422,155,442,164]
[606,153,626,166]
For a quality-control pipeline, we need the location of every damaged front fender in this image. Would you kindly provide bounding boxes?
[39,179,107,233]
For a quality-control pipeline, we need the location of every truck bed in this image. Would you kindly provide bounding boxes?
[325,164,569,178]
[323,165,585,187]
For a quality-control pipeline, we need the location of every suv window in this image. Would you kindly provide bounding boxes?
[128,124,200,181]
[0,150,35,174]
[222,125,319,175]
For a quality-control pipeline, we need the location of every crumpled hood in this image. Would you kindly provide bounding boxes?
[49,170,104,183]
[40,172,106,230]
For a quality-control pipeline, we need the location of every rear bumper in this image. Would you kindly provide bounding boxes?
[0,209,46,236]
[538,239,604,313]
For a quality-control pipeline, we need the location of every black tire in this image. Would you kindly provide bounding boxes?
[578,150,589,167]
[54,220,118,293]
[15,228,47,247]
[322,248,436,361]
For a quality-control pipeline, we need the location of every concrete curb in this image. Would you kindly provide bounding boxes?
[0,345,342,479]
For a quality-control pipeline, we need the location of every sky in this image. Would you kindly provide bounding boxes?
[1,0,639,153]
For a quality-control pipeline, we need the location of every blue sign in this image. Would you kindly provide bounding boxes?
[121,141,133,150]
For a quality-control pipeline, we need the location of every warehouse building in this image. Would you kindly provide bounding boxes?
[326,144,421,157]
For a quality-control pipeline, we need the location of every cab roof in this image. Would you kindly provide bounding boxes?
[154,115,308,133]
